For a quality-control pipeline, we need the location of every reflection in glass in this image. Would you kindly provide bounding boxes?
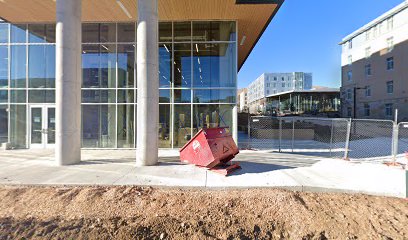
[11,24,26,43]
[159,43,172,87]
[193,43,236,88]
[10,105,26,148]
[117,23,135,42]
[174,22,191,42]
[117,105,134,148]
[101,44,116,88]
[82,105,116,148]
[0,23,8,43]
[29,45,56,88]
[118,89,134,103]
[0,46,8,88]
[11,45,26,88]
[28,90,55,103]
[174,43,192,87]
[117,44,135,88]
[10,90,26,103]
[82,23,99,43]
[0,90,7,103]
[100,23,116,42]
[0,105,7,144]
[82,90,115,103]
[193,21,236,42]
[193,89,235,103]
[193,104,233,132]
[31,107,42,144]
[159,104,171,148]
[174,89,191,103]
[159,22,172,42]
[47,108,56,144]
[159,89,171,103]
[173,105,191,147]
[28,24,46,43]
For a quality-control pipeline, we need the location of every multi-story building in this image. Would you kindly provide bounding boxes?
[237,88,248,112]
[0,0,284,167]
[247,72,312,113]
[340,1,408,121]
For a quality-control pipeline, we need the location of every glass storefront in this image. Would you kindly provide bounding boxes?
[0,21,237,149]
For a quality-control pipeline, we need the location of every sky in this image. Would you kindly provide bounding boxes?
[237,0,404,89]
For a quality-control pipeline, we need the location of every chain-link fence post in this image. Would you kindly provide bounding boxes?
[279,118,282,152]
[329,120,334,157]
[344,118,352,160]
[392,121,399,163]
[247,114,251,149]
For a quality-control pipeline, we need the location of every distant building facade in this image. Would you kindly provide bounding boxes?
[340,1,408,121]
[237,88,248,112]
[247,72,312,114]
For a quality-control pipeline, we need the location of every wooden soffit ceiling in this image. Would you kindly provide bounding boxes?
[0,0,283,70]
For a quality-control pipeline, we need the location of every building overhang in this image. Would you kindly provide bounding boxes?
[266,89,340,99]
[0,0,284,71]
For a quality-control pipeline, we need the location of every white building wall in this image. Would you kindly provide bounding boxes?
[341,1,408,66]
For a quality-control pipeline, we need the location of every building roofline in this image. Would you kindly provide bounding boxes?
[339,1,408,45]
[265,88,340,98]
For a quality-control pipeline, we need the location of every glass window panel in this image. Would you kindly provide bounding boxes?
[28,24,46,43]
[82,23,99,43]
[82,44,100,87]
[29,45,56,88]
[100,44,116,88]
[0,105,7,144]
[82,105,116,148]
[82,90,116,103]
[159,22,172,42]
[173,105,191,147]
[11,45,26,88]
[28,90,55,103]
[45,24,56,43]
[0,23,8,43]
[30,107,42,144]
[159,104,171,148]
[193,43,236,88]
[118,89,134,103]
[159,43,172,87]
[174,89,191,103]
[117,23,135,42]
[117,44,135,88]
[193,104,233,132]
[117,105,134,148]
[10,90,26,103]
[11,24,26,43]
[193,21,236,42]
[174,22,191,42]
[193,89,235,103]
[0,46,8,88]
[174,43,192,87]
[0,90,7,103]
[159,89,171,103]
[47,108,55,144]
[100,23,116,42]
[10,105,26,148]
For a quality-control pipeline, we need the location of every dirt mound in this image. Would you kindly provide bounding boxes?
[0,185,407,239]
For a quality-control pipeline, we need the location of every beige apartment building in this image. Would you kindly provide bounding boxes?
[340,1,408,121]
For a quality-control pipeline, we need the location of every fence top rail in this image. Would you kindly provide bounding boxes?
[352,118,395,123]
[398,122,408,127]
[251,116,349,121]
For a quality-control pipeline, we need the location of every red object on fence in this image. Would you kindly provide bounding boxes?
[179,127,240,176]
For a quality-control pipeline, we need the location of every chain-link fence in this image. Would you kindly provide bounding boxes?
[398,122,408,158]
[240,116,405,162]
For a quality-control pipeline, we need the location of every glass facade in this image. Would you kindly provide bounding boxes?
[0,21,237,149]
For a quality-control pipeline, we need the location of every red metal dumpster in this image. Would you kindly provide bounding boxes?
[179,127,240,175]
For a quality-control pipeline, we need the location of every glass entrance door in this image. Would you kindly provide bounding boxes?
[29,105,55,148]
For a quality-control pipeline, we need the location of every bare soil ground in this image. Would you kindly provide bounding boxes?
[0,185,407,240]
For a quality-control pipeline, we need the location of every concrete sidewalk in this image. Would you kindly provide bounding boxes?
[0,149,405,198]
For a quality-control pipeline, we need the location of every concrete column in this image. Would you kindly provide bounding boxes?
[136,0,159,166]
[55,0,82,166]
[232,105,238,144]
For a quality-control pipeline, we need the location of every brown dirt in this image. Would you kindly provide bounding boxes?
[0,185,407,240]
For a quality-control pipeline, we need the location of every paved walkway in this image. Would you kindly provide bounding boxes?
[0,149,405,198]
